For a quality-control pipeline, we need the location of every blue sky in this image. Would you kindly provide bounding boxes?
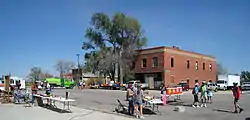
[0,0,249,78]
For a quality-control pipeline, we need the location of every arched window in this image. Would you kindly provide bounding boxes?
[171,58,174,67]
[203,62,206,70]
[209,64,212,71]
[195,61,198,70]
[187,60,190,69]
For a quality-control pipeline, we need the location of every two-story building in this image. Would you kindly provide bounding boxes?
[134,46,217,89]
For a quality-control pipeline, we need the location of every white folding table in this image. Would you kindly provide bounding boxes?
[33,94,75,111]
[49,97,75,111]
[144,99,163,113]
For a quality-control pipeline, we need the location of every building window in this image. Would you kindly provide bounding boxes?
[187,60,190,69]
[141,58,147,68]
[195,61,198,70]
[152,57,158,67]
[195,80,199,83]
[203,62,205,70]
[171,58,174,67]
[209,64,212,71]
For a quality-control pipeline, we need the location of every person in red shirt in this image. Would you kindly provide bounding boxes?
[232,82,243,113]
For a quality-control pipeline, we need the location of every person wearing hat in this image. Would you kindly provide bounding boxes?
[192,83,200,108]
[200,81,208,107]
[232,82,243,113]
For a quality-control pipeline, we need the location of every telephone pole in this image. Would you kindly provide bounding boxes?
[76,54,80,84]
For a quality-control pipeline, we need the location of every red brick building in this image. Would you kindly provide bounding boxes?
[134,46,217,89]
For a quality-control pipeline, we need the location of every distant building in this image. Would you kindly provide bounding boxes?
[72,68,83,81]
[134,46,217,89]
[71,69,100,82]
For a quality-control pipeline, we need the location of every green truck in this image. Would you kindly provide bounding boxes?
[46,78,75,89]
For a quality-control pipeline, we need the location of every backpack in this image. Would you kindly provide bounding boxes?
[192,88,195,94]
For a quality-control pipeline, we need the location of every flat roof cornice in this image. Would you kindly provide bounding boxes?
[137,46,216,61]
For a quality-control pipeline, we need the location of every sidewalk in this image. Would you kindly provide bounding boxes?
[0,103,136,120]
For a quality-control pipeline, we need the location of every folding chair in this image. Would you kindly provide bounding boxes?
[115,99,128,113]
[24,93,32,107]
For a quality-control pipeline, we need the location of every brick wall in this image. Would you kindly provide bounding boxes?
[134,46,217,88]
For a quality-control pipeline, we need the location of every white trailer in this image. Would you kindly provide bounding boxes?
[0,76,26,90]
[217,74,240,90]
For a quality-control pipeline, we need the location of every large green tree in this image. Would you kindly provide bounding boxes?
[240,71,250,81]
[82,12,147,83]
[28,67,43,81]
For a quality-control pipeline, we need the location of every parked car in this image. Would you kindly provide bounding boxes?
[177,83,189,91]
[208,82,218,92]
[241,82,250,91]
[122,80,148,91]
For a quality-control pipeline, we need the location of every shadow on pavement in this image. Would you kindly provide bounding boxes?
[212,108,235,114]
[245,117,250,120]
[167,101,192,107]
[114,99,156,116]
[115,107,157,115]
[40,104,72,113]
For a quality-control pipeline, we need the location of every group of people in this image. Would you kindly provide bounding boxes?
[192,81,244,113]
[78,81,86,89]
[31,81,51,104]
[192,81,211,108]
[126,83,145,119]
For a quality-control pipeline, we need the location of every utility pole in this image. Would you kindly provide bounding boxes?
[76,54,80,84]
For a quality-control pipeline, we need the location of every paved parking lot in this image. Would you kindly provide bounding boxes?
[0,101,136,120]
[53,89,250,120]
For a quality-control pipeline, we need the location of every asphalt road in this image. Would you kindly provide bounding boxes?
[53,89,250,120]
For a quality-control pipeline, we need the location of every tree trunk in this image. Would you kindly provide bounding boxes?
[119,54,124,83]
[117,49,123,83]
[112,64,116,82]
[113,43,117,82]
[110,69,115,82]
[118,63,120,82]
[118,63,124,83]
[120,64,123,84]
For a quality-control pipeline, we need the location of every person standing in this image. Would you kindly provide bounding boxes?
[192,83,200,108]
[134,85,144,119]
[15,80,19,89]
[200,81,208,107]
[41,81,44,89]
[232,82,243,113]
[31,82,38,105]
[79,81,83,89]
[127,84,134,115]
[207,85,213,104]
[161,84,166,95]
[132,83,138,94]
[47,82,51,91]
[17,80,21,90]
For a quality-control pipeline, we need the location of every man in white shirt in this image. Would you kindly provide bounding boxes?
[47,83,50,90]
[80,81,83,89]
